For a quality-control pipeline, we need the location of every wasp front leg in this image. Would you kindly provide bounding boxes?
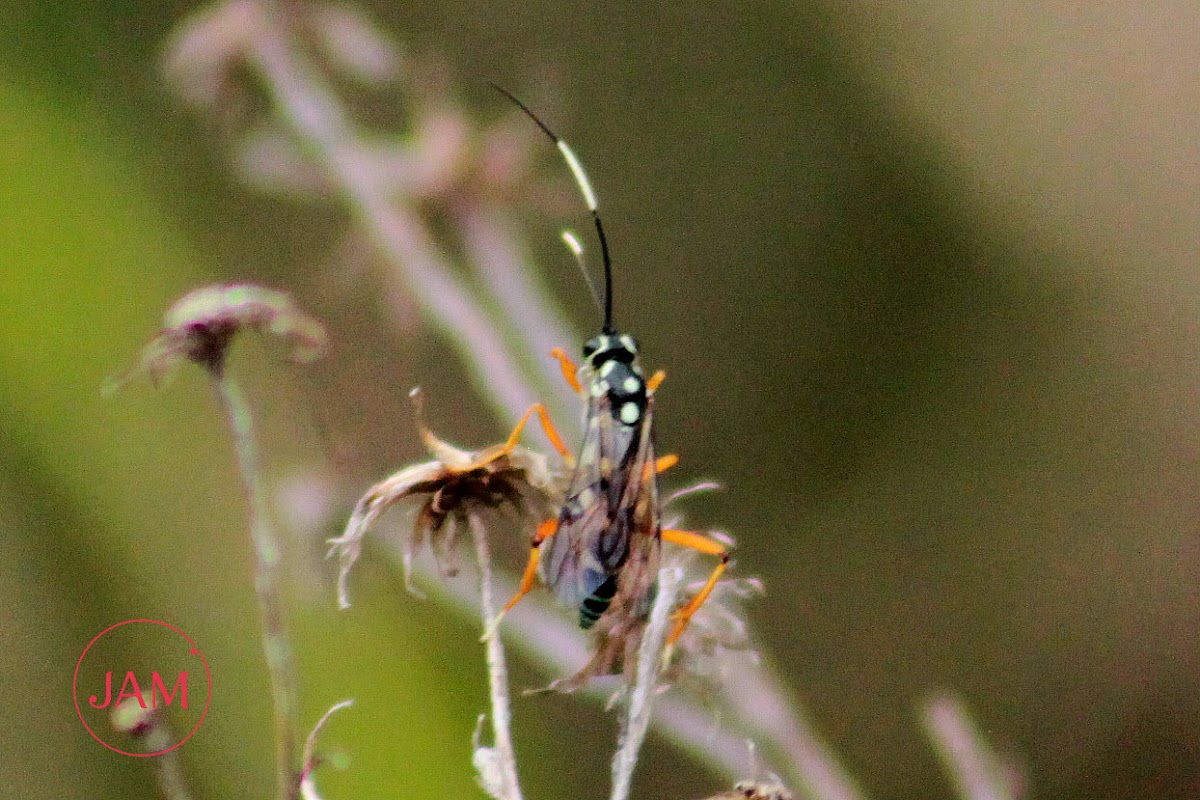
[481,518,559,640]
[454,401,574,473]
[550,347,583,394]
[660,529,731,647]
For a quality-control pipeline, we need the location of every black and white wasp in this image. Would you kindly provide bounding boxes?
[485,86,730,653]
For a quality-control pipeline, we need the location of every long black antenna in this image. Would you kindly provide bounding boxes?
[491,84,615,334]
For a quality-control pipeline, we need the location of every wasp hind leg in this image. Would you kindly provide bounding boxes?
[660,529,731,652]
[481,518,559,641]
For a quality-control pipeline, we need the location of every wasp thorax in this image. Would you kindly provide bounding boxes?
[583,332,647,427]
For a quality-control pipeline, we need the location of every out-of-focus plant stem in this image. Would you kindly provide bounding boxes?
[212,372,299,800]
[247,1,572,429]
[470,515,524,800]
[921,695,1015,800]
[139,723,195,800]
[453,198,582,408]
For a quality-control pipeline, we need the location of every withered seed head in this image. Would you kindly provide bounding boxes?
[328,387,563,608]
[106,283,328,392]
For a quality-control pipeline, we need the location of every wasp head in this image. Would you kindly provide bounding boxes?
[582,332,639,366]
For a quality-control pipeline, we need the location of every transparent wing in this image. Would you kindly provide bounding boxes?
[540,393,657,608]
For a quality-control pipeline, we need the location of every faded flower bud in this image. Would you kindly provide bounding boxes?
[106,283,328,392]
[110,690,157,738]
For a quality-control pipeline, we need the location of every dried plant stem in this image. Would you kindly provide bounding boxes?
[414,552,853,799]
[212,373,299,800]
[470,515,524,800]
[140,726,195,800]
[921,695,1014,800]
[610,565,683,800]
[721,661,866,800]
[300,699,355,800]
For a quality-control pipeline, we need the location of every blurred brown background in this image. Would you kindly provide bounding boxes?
[2,1,1199,798]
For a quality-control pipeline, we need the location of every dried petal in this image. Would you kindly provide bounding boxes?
[664,572,763,692]
[328,460,446,608]
[299,699,354,800]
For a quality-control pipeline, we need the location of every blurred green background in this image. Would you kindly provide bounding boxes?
[3,1,1199,798]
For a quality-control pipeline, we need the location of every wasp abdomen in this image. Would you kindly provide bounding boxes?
[579,573,619,629]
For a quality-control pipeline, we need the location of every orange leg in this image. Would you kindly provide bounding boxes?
[660,528,731,646]
[483,518,558,640]
[642,454,680,482]
[647,370,666,393]
[550,347,583,394]
[457,402,572,472]
[505,518,558,613]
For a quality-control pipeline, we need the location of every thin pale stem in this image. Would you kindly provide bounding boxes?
[921,695,1015,800]
[141,725,196,800]
[212,373,299,800]
[454,199,580,423]
[414,555,844,795]
[246,5,543,429]
[610,565,683,800]
[470,515,524,800]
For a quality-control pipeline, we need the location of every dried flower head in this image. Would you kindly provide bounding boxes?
[665,569,763,692]
[696,780,795,800]
[690,741,793,800]
[110,690,157,738]
[105,283,328,392]
[328,387,562,608]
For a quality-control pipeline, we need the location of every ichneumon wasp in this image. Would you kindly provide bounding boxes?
[481,85,730,655]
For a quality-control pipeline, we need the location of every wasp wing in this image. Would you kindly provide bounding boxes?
[540,392,659,610]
